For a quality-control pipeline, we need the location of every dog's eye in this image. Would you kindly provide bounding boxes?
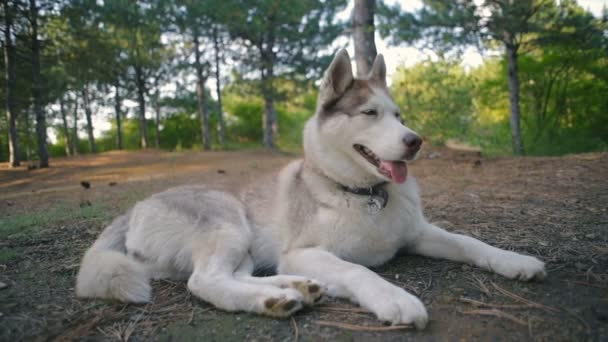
[394,112,401,119]
[361,109,377,116]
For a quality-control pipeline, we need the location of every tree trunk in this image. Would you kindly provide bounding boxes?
[505,43,524,155]
[59,96,72,156]
[24,109,32,160]
[30,0,48,167]
[72,97,79,155]
[213,26,225,147]
[193,33,211,150]
[81,86,97,153]
[262,88,277,149]
[260,38,277,149]
[114,80,123,150]
[3,0,20,167]
[134,65,148,149]
[352,0,377,77]
[154,87,161,149]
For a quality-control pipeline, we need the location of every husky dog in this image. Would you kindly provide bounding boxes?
[76,50,546,329]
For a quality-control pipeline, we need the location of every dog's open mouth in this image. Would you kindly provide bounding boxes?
[353,144,408,183]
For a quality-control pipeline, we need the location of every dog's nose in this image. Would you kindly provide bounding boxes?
[403,133,422,150]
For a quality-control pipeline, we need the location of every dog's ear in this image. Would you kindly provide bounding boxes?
[319,49,353,107]
[368,54,386,85]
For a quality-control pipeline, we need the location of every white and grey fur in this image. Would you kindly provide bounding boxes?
[76,50,546,329]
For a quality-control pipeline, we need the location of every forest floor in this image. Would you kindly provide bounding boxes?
[0,148,607,341]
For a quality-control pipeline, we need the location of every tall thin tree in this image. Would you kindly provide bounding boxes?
[24,108,32,160]
[113,80,123,150]
[193,32,211,150]
[72,96,79,155]
[212,25,225,147]
[29,0,49,167]
[134,64,149,149]
[59,96,72,156]
[81,86,96,153]
[3,0,20,167]
[353,0,377,76]
[153,81,161,149]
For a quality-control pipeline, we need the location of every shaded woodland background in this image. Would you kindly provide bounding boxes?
[1,0,607,168]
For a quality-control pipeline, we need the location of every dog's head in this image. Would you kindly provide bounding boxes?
[304,49,422,187]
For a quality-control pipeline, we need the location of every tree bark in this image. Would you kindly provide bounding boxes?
[154,87,161,149]
[81,86,97,153]
[72,97,79,155]
[30,0,48,167]
[193,33,211,150]
[213,26,225,147]
[260,38,277,149]
[24,109,32,160]
[262,88,277,149]
[134,64,149,149]
[505,43,524,155]
[113,80,123,150]
[59,96,72,156]
[3,0,20,167]
[353,0,377,77]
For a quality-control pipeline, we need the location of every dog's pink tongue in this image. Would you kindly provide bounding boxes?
[379,160,408,183]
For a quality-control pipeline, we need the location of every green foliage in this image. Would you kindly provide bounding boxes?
[222,0,347,78]
[223,96,264,144]
[2,0,607,162]
[389,50,608,157]
[159,114,203,150]
[97,119,153,151]
[222,76,317,150]
[392,60,474,144]
[379,0,607,156]
[48,142,66,158]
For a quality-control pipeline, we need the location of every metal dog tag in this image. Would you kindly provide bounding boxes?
[366,196,383,215]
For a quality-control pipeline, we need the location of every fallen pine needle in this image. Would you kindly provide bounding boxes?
[291,317,299,342]
[187,307,195,325]
[315,320,413,331]
[564,280,608,289]
[317,305,370,314]
[54,309,106,342]
[491,282,559,313]
[460,309,527,326]
[459,297,533,309]
[470,275,491,295]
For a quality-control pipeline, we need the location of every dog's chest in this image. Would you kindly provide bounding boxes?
[315,192,420,267]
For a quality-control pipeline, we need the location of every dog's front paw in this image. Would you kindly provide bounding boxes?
[363,285,428,329]
[489,251,546,281]
[262,290,304,318]
[291,279,326,305]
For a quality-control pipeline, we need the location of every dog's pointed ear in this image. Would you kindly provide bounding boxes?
[368,54,386,85]
[319,49,353,107]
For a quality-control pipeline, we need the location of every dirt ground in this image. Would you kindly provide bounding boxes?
[1,148,606,341]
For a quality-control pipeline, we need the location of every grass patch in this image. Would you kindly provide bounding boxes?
[0,202,111,241]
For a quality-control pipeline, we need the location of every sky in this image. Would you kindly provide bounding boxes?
[56,0,607,143]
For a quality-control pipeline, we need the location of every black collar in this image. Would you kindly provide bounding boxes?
[339,181,390,209]
[301,159,390,212]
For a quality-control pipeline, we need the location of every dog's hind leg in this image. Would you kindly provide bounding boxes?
[186,227,305,317]
[234,254,326,305]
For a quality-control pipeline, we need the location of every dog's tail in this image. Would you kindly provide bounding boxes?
[75,211,151,303]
